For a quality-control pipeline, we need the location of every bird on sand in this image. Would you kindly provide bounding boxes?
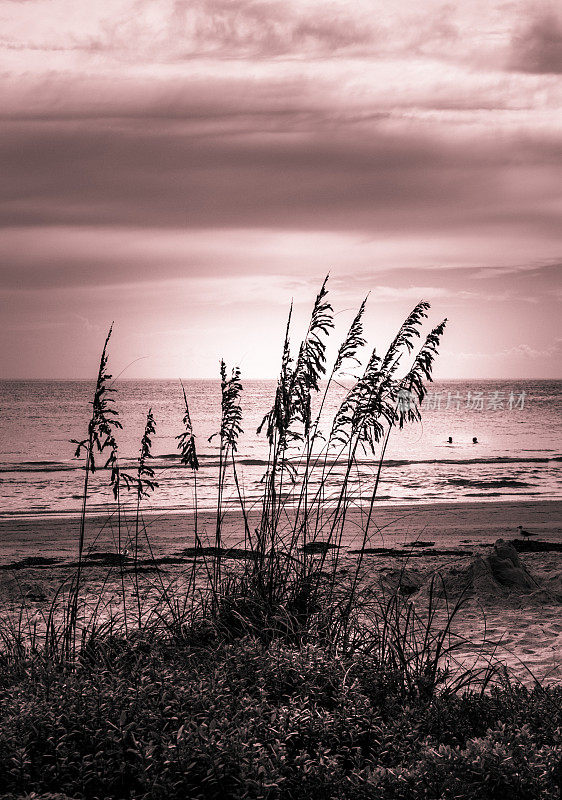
[517,525,536,539]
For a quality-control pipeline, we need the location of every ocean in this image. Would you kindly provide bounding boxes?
[1,379,561,518]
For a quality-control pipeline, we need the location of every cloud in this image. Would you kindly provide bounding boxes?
[333,284,453,302]
[452,338,562,361]
[163,0,377,59]
[0,121,477,229]
[0,68,314,121]
[4,0,378,60]
[1,222,560,308]
[503,339,562,359]
[0,227,475,290]
[510,8,562,74]
[1,0,556,78]
[0,0,458,63]
[2,110,561,240]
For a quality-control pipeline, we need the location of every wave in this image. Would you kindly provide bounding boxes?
[2,454,561,474]
[383,456,562,467]
[465,492,503,497]
[158,453,219,461]
[447,478,533,489]
[0,461,77,473]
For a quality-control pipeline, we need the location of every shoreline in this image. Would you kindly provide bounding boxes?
[1,493,561,519]
[0,498,560,564]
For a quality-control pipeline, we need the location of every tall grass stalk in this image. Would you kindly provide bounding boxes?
[69,324,121,658]
[177,381,216,616]
[209,362,243,595]
[118,408,158,627]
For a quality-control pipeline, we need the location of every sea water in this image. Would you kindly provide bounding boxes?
[1,379,561,517]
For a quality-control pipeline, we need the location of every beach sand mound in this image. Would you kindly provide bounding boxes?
[377,567,424,596]
[414,539,560,606]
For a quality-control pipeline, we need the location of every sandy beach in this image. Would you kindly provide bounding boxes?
[1,498,561,685]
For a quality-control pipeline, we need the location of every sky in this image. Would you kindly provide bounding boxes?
[1,0,561,380]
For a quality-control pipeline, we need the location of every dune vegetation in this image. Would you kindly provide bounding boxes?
[0,278,561,799]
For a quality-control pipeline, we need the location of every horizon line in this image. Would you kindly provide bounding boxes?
[1,376,561,383]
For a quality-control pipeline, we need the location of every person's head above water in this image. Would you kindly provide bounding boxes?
[447,436,453,443]
[472,437,478,443]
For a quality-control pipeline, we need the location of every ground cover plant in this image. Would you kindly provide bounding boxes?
[0,636,561,799]
[1,278,561,799]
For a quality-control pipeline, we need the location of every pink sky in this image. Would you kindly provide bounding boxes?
[1,0,561,379]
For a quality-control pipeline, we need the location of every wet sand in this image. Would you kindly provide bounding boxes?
[1,498,560,562]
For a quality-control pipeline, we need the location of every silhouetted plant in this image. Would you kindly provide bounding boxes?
[209,361,244,591]
[292,274,334,436]
[196,281,447,645]
[176,381,199,470]
[125,408,158,626]
[68,324,121,657]
[332,294,368,375]
[174,381,215,624]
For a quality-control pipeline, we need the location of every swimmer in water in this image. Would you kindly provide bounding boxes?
[447,436,453,444]
[472,437,478,444]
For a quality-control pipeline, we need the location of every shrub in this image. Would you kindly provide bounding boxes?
[0,637,560,800]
